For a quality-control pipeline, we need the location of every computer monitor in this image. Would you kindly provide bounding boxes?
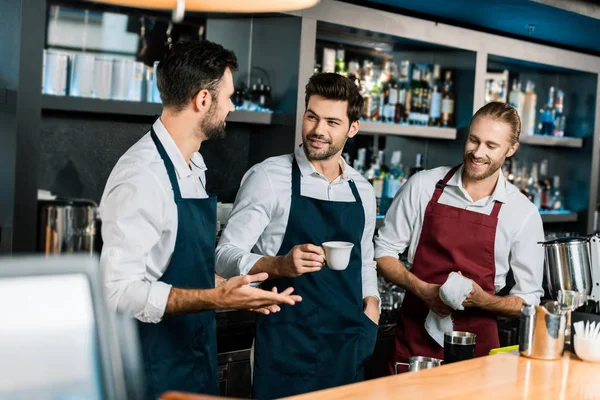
[0,255,144,400]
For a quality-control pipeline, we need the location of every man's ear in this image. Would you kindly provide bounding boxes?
[194,89,212,113]
[348,120,360,139]
[507,142,520,158]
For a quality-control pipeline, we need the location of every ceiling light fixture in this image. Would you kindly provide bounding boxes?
[84,0,320,22]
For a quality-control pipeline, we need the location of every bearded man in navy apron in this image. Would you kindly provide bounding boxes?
[99,40,301,399]
[216,73,380,399]
[374,102,544,372]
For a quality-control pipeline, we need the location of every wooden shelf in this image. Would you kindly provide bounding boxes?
[359,121,457,139]
[41,95,290,125]
[520,135,583,148]
[541,212,578,223]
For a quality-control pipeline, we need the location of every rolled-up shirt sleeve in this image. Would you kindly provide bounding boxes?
[360,185,380,305]
[99,168,172,323]
[216,165,275,278]
[509,208,545,306]
[374,172,421,259]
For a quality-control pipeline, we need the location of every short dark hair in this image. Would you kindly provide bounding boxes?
[156,40,238,111]
[471,101,521,145]
[304,73,363,123]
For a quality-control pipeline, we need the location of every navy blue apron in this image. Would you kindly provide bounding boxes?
[253,156,378,399]
[136,126,218,399]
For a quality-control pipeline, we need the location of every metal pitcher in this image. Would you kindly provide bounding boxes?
[519,301,566,360]
[394,356,443,373]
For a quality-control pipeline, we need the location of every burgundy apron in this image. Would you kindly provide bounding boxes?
[390,165,502,372]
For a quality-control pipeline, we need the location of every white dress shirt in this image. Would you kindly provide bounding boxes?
[374,165,544,306]
[216,147,380,303]
[100,118,209,323]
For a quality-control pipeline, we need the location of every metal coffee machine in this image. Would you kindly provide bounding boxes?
[38,198,98,255]
[540,235,600,310]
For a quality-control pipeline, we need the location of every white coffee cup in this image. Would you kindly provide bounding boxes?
[322,241,354,271]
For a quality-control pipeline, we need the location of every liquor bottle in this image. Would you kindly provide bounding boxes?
[370,80,382,121]
[519,166,534,202]
[408,153,425,178]
[522,81,537,136]
[539,86,555,136]
[334,48,346,77]
[387,81,399,123]
[429,64,442,127]
[396,61,410,124]
[539,159,552,210]
[420,67,432,126]
[441,70,455,128]
[528,162,541,210]
[550,175,564,210]
[409,68,422,125]
[380,81,389,122]
[553,90,566,137]
[380,151,405,215]
[508,79,525,119]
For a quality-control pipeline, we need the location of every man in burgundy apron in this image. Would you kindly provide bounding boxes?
[391,165,501,366]
[374,102,545,371]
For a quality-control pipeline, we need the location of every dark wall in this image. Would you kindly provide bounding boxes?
[39,114,252,204]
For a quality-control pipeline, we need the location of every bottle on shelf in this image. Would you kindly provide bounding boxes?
[419,66,431,126]
[550,175,564,210]
[408,153,425,178]
[409,67,422,125]
[528,162,542,210]
[366,151,385,212]
[522,81,537,136]
[441,70,455,128]
[539,86,555,136]
[395,61,411,124]
[553,90,566,137]
[334,48,346,77]
[380,150,406,215]
[508,79,525,119]
[538,159,552,210]
[429,64,442,127]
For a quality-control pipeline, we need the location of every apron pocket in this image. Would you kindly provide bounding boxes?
[357,313,379,367]
[148,348,206,397]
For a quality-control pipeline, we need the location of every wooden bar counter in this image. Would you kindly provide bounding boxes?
[161,352,600,400]
[286,352,600,400]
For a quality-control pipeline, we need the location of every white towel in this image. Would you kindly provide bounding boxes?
[424,272,473,347]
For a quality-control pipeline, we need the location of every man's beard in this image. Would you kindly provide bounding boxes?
[302,133,345,161]
[201,102,226,140]
[463,152,504,181]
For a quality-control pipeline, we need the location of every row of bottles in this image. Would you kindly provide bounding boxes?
[318,47,456,128]
[504,158,564,211]
[345,149,425,215]
[507,80,567,137]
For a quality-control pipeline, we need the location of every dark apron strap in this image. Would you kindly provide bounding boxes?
[292,155,362,203]
[150,125,182,201]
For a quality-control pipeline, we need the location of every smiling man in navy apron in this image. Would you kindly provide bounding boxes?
[216,73,380,399]
[374,102,544,370]
[99,40,301,399]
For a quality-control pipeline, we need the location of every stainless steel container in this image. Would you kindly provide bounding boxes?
[394,356,443,373]
[519,301,566,360]
[540,237,592,299]
[129,62,145,102]
[150,60,161,103]
[112,59,133,101]
[42,50,69,96]
[70,53,96,98]
[112,59,144,101]
[94,57,113,99]
[38,198,98,255]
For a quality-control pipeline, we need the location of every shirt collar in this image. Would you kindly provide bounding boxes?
[294,146,350,181]
[152,118,207,179]
[446,164,507,204]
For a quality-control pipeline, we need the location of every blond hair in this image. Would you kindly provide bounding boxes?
[471,101,521,145]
